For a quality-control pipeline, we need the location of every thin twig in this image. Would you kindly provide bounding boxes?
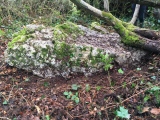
[0,117,11,120]
[121,82,160,104]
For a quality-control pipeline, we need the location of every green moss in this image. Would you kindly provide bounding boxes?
[8,28,33,48]
[12,28,27,38]
[102,11,142,45]
[53,22,84,41]
[54,41,73,62]
[122,22,136,31]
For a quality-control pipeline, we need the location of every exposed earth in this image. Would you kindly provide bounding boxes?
[0,38,160,120]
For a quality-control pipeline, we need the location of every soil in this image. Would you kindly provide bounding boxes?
[0,40,160,120]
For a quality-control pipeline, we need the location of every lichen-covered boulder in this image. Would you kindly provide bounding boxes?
[4,22,146,78]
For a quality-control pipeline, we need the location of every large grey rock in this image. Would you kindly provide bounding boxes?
[4,22,146,78]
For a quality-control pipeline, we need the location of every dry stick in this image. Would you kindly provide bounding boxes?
[114,70,153,91]
[121,82,160,104]
[105,82,160,109]
[0,117,11,120]
[19,92,30,106]
[113,71,134,90]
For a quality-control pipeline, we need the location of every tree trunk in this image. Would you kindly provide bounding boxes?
[130,4,140,24]
[103,0,109,12]
[121,0,160,8]
[70,0,160,53]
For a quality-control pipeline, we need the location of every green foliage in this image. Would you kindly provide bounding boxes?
[90,52,113,71]
[63,91,80,104]
[24,77,30,82]
[64,84,80,104]
[7,28,33,48]
[45,115,50,120]
[102,54,113,71]
[131,83,136,88]
[53,22,84,41]
[67,7,81,22]
[0,0,73,25]
[0,29,5,37]
[136,67,141,71]
[122,82,127,88]
[150,86,160,91]
[43,82,49,87]
[71,84,81,90]
[96,86,101,91]
[151,76,156,80]
[143,95,150,103]
[3,100,8,105]
[115,106,130,119]
[118,68,124,74]
[136,105,143,113]
[85,84,91,92]
[149,86,160,106]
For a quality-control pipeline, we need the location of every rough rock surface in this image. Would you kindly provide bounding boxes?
[4,23,146,78]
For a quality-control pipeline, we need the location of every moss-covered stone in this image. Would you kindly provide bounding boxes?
[5,23,146,78]
[5,23,115,78]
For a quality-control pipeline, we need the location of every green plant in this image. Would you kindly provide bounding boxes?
[118,68,124,74]
[24,77,30,82]
[136,67,141,71]
[0,29,5,37]
[122,82,127,88]
[101,54,113,71]
[143,95,150,103]
[41,95,45,100]
[85,84,91,92]
[151,75,156,80]
[96,86,101,91]
[3,100,8,105]
[71,84,81,90]
[131,83,136,88]
[45,115,50,120]
[43,82,49,87]
[63,91,80,104]
[136,105,143,113]
[115,106,130,119]
[149,86,160,106]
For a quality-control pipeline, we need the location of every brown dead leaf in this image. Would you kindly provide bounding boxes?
[35,105,41,114]
[142,107,160,115]
[142,107,150,113]
[150,108,160,115]
[0,68,17,75]
[66,102,74,110]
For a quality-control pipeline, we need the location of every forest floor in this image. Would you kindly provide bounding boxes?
[0,40,160,120]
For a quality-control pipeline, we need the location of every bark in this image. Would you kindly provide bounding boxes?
[103,0,109,12]
[130,4,140,24]
[121,0,160,8]
[70,0,160,53]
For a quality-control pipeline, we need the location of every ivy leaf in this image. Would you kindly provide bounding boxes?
[118,68,124,74]
[151,76,156,80]
[151,86,160,91]
[63,91,69,96]
[116,106,130,119]
[71,95,76,100]
[136,67,141,71]
[45,115,50,120]
[85,84,90,92]
[96,86,101,91]
[74,97,80,104]
[71,84,80,90]
[3,100,8,105]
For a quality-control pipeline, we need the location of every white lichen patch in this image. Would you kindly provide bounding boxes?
[5,23,147,78]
